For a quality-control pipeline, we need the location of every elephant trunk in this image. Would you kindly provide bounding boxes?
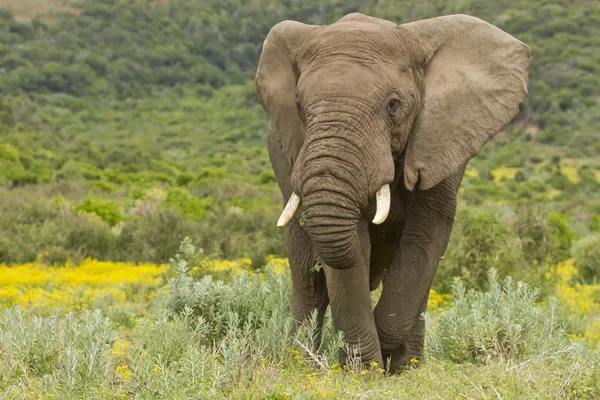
[276,116,395,269]
[297,128,369,270]
[302,187,361,269]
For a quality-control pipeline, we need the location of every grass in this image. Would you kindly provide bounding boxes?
[0,240,599,399]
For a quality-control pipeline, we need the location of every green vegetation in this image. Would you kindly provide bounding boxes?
[1,240,599,399]
[0,0,599,272]
[0,240,600,399]
[572,234,600,284]
[428,270,575,363]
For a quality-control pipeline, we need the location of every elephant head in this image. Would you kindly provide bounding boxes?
[256,13,530,269]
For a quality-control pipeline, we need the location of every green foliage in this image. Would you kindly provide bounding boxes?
[75,195,124,226]
[1,240,599,398]
[116,207,202,264]
[164,187,213,220]
[0,143,19,163]
[0,183,286,265]
[0,307,116,395]
[0,0,598,290]
[436,205,523,293]
[571,234,600,284]
[436,204,581,294]
[513,205,578,266]
[0,96,14,128]
[0,0,598,153]
[427,269,576,364]
[165,263,284,341]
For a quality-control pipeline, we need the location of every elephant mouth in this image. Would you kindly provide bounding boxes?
[276,183,391,227]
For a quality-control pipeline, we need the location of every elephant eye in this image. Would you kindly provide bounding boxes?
[387,98,401,115]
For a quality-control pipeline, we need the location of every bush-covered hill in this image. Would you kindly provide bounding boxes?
[0,0,599,285]
[1,0,598,152]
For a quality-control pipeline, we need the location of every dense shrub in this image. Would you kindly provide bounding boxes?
[164,187,214,220]
[116,208,201,263]
[0,307,116,393]
[435,203,582,294]
[1,239,599,398]
[160,239,294,345]
[571,234,600,284]
[74,195,124,227]
[155,238,344,375]
[0,185,285,265]
[0,0,598,292]
[510,205,579,291]
[427,269,577,364]
[435,205,523,293]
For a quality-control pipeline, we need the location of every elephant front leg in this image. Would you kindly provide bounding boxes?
[323,219,383,370]
[374,179,457,373]
[380,291,430,372]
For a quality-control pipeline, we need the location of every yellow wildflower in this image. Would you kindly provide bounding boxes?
[464,167,479,179]
[550,258,600,346]
[491,166,522,183]
[428,289,452,313]
[0,258,167,312]
[115,364,132,382]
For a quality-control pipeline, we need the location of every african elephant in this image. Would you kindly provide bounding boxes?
[255,13,530,373]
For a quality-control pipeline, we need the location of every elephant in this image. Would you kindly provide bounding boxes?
[255,12,530,373]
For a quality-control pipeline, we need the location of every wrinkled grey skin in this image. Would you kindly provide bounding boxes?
[255,13,530,373]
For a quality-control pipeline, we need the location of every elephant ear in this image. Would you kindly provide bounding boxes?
[400,15,531,191]
[255,21,317,166]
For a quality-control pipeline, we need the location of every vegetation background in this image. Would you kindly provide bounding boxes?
[0,0,599,398]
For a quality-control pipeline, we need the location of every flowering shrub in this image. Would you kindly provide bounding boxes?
[428,289,452,313]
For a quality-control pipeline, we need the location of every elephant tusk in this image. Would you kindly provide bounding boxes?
[372,184,390,225]
[277,192,301,227]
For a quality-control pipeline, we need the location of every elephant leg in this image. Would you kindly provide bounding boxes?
[323,219,383,370]
[373,179,458,374]
[285,216,329,337]
[368,229,397,292]
[382,290,430,372]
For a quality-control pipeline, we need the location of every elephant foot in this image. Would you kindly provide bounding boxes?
[338,343,384,374]
[381,341,424,374]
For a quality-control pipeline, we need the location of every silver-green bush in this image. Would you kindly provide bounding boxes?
[426,269,578,364]
[0,307,116,397]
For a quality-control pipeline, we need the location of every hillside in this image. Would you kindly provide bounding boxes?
[0,0,599,275]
